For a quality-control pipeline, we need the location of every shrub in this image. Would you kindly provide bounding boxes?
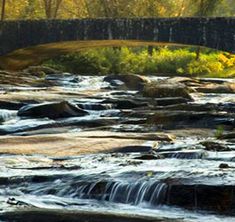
[43,46,235,77]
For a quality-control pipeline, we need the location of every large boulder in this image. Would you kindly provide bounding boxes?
[143,82,193,101]
[18,101,88,119]
[104,74,150,90]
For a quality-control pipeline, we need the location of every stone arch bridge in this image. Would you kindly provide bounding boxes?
[0,17,234,56]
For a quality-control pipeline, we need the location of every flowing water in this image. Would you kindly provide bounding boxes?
[0,74,235,221]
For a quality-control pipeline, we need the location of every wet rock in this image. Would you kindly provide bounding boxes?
[103,98,148,109]
[18,101,88,119]
[154,103,235,114]
[154,97,188,106]
[7,197,31,207]
[167,184,235,213]
[0,210,163,222]
[160,150,207,159]
[104,74,150,90]
[196,83,235,94]
[218,132,235,140]
[200,141,231,151]
[77,103,112,111]
[219,163,230,169]
[0,100,26,110]
[0,117,117,135]
[134,154,162,160]
[110,146,152,153]
[143,82,193,101]
[148,111,234,129]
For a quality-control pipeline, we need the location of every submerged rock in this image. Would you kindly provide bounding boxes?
[18,101,88,119]
[104,74,150,90]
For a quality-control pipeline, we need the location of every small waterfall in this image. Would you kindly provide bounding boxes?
[21,178,168,207]
[64,180,168,206]
[0,109,17,123]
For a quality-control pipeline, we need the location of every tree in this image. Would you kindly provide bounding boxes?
[195,0,224,16]
[193,0,224,60]
[43,0,63,18]
[1,0,6,20]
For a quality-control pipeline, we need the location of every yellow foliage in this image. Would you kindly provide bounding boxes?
[218,53,235,68]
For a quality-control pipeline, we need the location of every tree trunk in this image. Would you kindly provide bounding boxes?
[1,0,6,21]
[148,46,153,56]
[196,46,201,60]
[53,0,63,19]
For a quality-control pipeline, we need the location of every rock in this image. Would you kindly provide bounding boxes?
[148,111,234,129]
[72,131,175,142]
[24,66,60,77]
[200,141,231,151]
[160,150,207,159]
[143,82,193,101]
[219,163,230,169]
[154,97,188,106]
[167,184,235,212]
[166,77,200,87]
[153,103,235,114]
[0,133,150,156]
[103,98,148,109]
[7,197,31,207]
[134,154,161,160]
[217,132,235,140]
[0,100,26,110]
[77,103,112,111]
[110,146,152,153]
[196,83,235,94]
[0,209,162,222]
[104,74,150,90]
[18,101,88,119]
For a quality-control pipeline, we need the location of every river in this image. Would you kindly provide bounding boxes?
[0,73,234,221]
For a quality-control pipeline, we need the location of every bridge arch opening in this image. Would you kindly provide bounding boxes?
[0,39,230,71]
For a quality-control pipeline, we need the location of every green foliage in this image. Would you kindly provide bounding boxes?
[215,125,224,139]
[43,46,235,77]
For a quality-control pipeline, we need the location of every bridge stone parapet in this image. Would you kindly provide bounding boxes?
[0,18,234,55]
